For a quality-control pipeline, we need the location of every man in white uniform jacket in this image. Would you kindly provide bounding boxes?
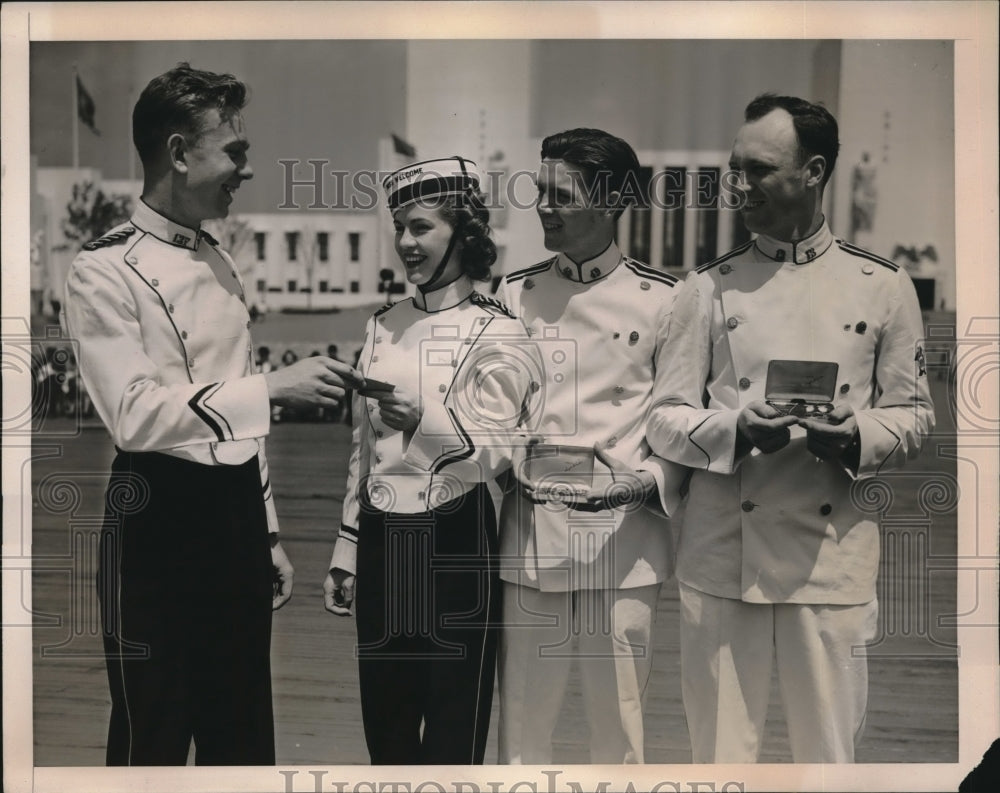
[647,94,935,763]
[496,128,688,764]
[62,63,356,766]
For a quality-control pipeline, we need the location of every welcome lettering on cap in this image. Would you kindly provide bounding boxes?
[383,156,480,211]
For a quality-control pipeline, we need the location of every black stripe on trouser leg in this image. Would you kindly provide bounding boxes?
[99,451,275,766]
[355,483,499,764]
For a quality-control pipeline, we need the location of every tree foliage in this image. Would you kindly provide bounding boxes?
[57,181,133,250]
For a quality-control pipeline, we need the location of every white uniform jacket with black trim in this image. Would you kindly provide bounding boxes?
[63,200,279,531]
[329,277,537,575]
[496,241,689,592]
[647,222,935,605]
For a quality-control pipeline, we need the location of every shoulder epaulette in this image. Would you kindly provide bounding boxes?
[623,258,680,286]
[835,240,899,271]
[200,230,220,246]
[373,301,395,318]
[695,239,755,273]
[82,226,136,252]
[505,258,556,283]
[471,291,516,318]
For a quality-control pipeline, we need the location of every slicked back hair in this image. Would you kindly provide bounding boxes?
[744,93,840,187]
[540,128,642,219]
[133,62,248,166]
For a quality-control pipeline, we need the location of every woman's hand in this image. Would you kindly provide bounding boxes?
[323,567,356,616]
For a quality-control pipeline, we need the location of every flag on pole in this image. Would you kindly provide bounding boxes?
[391,133,415,158]
[76,75,100,136]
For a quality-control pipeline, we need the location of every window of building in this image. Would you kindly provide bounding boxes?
[661,167,686,268]
[348,232,361,262]
[317,232,329,262]
[627,166,653,265]
[285,231,300,261]
[693,167,720,265]
[254,232,266,261]
[319,280,329,293]
[614,154,734,271]
[349,280,360,293]
[287,279,297,292]
[256,279,266,293]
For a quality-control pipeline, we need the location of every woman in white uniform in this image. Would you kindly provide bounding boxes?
[324,158,537,764]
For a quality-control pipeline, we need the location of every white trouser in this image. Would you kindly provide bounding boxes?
[498,581,661,764]
[678,581,878,763]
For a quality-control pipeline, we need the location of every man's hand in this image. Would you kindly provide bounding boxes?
[510,435,543,500]
[323,567,356,616]
[265,357,361,410]
[737,401,799,454]
[798,404,859,462]
[271,538,294,610]
[515,443,656,512]
[376,387,422,433]
[559,445,656,512]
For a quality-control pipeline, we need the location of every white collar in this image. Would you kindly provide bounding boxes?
[754,220,834,264]
[412,275,475,312]
[554,240,623,283]
[131,199,206,251]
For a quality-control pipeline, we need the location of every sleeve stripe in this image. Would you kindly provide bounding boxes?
[687,413,715,469]
[867,415,902,475]
[432,407,476,474]
[188,384,226,441]
[200,390,235,440]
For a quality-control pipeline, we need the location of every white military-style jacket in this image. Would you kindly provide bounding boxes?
[63,200,278,531]
[329,277,536,575]
[497,242,688,592]
[647,222,935,605]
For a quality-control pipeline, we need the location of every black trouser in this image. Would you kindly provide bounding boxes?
[356,483,499,764]
[98,451,275,766]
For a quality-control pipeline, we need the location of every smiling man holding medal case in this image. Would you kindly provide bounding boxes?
[647,94,936,763]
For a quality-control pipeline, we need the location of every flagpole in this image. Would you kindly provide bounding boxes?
[126,81,135,184]
[71,64,79,171]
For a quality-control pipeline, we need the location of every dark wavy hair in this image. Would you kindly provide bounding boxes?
[438,193,497,281]
[745,93,840,186]
[540,128,641,219]
[133,62,248,166]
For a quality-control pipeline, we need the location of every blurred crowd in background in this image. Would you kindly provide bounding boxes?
[256,342,361,424]
[32,339,362,425]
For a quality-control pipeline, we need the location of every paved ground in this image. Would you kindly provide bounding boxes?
[30,367,960,768]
